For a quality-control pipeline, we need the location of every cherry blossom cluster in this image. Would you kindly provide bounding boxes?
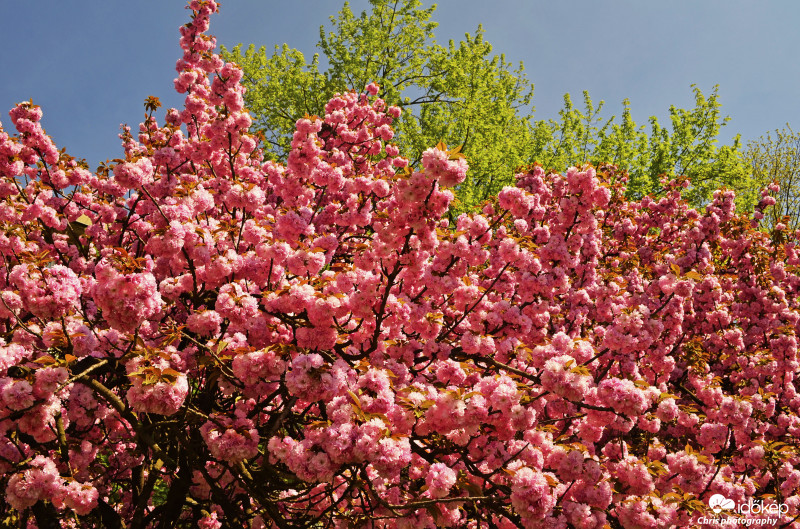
[0,1,798,527]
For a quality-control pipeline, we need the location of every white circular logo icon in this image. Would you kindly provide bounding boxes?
[709,494,735,513]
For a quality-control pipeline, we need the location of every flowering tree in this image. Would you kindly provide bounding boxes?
[0,2,799,528]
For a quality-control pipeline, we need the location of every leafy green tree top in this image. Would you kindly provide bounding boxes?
[529,86,751,208]
[224,0,750,210]
[223,0,534,210]
[744,124,800,229]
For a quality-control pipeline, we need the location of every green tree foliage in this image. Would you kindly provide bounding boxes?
[223,0,533,210]
[744,125,800,229]
[223,0,749,210]
[531,87,751,208]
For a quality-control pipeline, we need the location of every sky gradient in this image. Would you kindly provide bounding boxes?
[1,1,798,170]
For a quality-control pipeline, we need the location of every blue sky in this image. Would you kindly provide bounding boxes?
[1,1,798,170]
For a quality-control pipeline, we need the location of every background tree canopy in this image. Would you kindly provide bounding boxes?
[744,125,800,230]
[222,0,755,211]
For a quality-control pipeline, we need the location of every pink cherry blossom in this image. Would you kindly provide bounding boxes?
[0,1,797,526]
